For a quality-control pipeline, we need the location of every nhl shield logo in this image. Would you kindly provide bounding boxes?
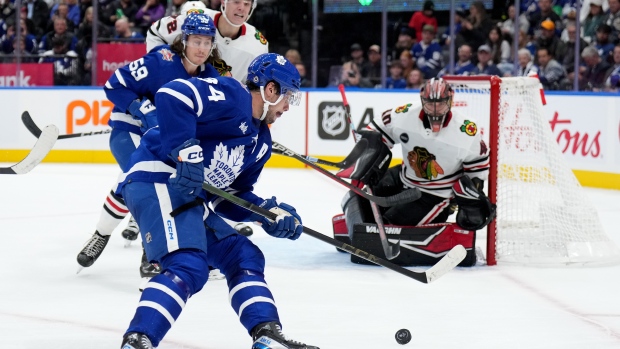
[318,102,348,140]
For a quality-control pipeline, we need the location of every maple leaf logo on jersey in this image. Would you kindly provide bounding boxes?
[460,120,477,136]
[205,143,244,188]
[395,103,412,114]
[407,146,444,180]
[158,48,174,62]
[255,30,267,45]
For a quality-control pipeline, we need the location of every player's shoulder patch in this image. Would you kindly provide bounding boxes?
[254,30,268,45]
[157,47,175,61]
[394,103,413,114]
[459,120,477,136]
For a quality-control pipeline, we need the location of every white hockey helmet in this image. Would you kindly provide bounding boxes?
[180,0,207,15]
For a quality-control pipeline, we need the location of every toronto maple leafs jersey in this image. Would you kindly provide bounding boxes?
[104,44,219,134]
[146,9,268,82]
[117,76,272,222]
[369,103,489,198]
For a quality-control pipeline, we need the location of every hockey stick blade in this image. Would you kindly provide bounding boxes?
[0,124,58,174]
[22,111,111,139]
[201,182,462,283]
[272,141,421,207]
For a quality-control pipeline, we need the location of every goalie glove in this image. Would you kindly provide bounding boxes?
[249,197,303,240]
[452,176,496,231]
[336,130,392,186]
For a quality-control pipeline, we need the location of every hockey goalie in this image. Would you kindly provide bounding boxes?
[333,78,496,267]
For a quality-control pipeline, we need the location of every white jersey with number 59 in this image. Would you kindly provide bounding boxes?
[146,8,269,82]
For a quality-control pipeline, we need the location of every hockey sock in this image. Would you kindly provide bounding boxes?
[125,271,190,347]
[227,270,280,335]
[95,188,129,236]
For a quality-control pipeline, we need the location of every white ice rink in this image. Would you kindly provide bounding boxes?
[1,163,620,349]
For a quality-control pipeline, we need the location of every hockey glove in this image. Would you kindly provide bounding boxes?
[336,130,391,186]
[452,176,497,231]
[168,139,204,197]
[128,98,158,133]
[250,197,303,240]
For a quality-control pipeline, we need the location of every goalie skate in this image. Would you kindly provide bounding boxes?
[76,231,110,272]
[122,216,140,247]
[252,322,319,349]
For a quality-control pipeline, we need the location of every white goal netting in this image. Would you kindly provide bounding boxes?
[444,76,620,266]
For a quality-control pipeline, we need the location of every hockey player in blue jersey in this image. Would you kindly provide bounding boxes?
[76,14,222,276]
[118,53,319,349]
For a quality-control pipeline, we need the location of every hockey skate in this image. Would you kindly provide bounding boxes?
[252,322,319,349]
[76,231,110,272]
[121,332,153,349]
[235,222,254,237]
[139,246,161,292]
[122,216,140,247]
[208,267,225,281]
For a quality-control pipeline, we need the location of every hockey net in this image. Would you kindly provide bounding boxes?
[442,75,620,266]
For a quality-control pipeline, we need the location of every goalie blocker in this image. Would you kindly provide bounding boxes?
[333,191,477,267]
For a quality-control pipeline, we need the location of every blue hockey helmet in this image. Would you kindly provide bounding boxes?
[181,13,216,42]
[247,53,301,106]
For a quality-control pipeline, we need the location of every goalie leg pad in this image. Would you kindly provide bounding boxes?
[350,223,477,267]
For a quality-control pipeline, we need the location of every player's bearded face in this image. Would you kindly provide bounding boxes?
[185,35,213,64]
[263,92,290,125]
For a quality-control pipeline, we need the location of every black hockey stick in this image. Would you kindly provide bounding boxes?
[0,124,58,174]
[272,138,369,169]
[202,182,466,283]
[272,141,421,207]
[339,84,401,260]
[21,111,111,139]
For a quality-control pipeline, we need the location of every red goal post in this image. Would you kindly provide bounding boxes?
[442,75,620,266]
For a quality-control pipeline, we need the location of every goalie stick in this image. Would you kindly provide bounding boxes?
[272,141,421,207]
[339,84,401,260]
[0,124,58,174]
[201,182,466,283]
[21,111,111,139]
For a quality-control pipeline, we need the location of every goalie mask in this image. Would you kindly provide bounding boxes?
[420,78,454,133]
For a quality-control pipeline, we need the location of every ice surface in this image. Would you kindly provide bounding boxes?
[1,164,620,348]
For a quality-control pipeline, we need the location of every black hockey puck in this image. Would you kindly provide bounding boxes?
[395,329,411,345]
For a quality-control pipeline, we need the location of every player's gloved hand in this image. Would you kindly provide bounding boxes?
[128,98,157,132]
[168,139,204,197]
[250,197,303,240]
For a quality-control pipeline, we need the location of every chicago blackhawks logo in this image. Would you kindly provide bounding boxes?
[205,143,245,188]
[255,31,267,45]
[158,48,174,62]
[395,103,412,114]
[407,146,444,180]
[211,58,232,76]
[460,120,477,136]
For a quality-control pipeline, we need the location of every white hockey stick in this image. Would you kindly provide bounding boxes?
[0,124,59,174]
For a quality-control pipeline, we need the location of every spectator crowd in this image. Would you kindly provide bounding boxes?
[1,0,619,91]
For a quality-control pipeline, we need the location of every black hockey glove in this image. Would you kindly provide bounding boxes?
[337,130,391,186]
[452,176,496,231]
